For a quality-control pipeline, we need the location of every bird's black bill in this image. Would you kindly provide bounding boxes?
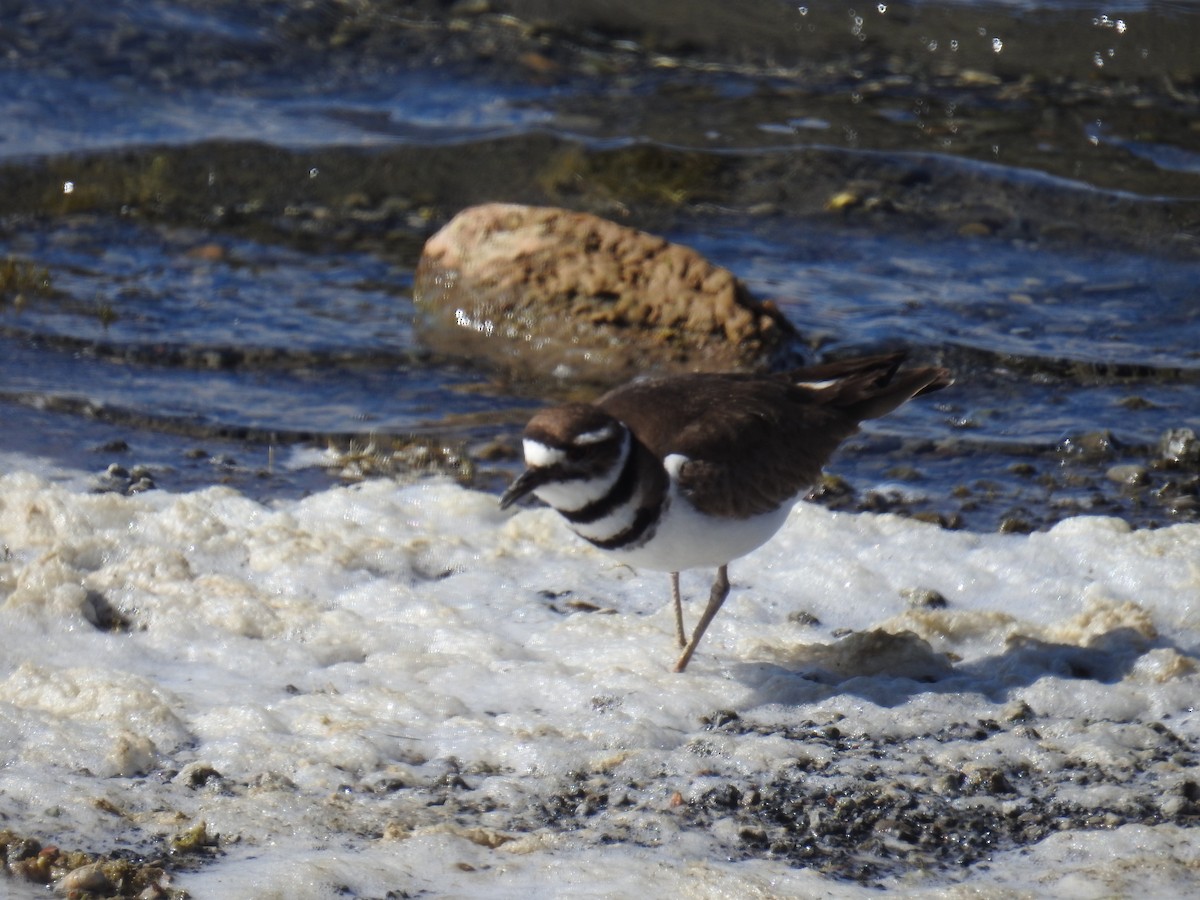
[499,467,551,510]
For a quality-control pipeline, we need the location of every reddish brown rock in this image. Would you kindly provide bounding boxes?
[413,203,797,385]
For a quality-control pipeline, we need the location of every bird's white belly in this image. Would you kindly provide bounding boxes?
[600,494,794,573]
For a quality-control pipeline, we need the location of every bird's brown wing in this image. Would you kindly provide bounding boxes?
[596,354,950,519]
[596,375,855,518]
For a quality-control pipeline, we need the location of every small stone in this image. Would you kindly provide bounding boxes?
[518,51,559,76]
[169,821,218,855]
[1160,795,1188,818]
[960,765,1016,795]
[825,191,860,211]
[1118,395,1157,410]
[702,709,740,728]
[82,590,131,632]
[175,762,223,789]
[1059,430,1118,461]
[814,472,855,498]
[1160,428,1200,468]
[910,511,955,528]
[57,862,113,894]
[958,222,993,237]
[957,68,1002,86]
[788,609,821,627]
[186,243,226,262]
[900,587,948,609]
[1106,464,1149,486]
[1002,700,1036,722]
[998,517,1033,534]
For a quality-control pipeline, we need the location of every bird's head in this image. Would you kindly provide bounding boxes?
[499,403,629,511]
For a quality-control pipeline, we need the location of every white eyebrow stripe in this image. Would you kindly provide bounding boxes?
[523,440,565,467]
[573,425,617,445]
[795,379,839,390]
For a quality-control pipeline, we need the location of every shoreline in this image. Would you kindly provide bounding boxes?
[1,472,1197,896]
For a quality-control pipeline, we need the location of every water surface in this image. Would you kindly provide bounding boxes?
[3,2,1199,531]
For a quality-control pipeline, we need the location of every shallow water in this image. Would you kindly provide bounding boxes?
[2,1,1200,895]
[2,0,1198,528]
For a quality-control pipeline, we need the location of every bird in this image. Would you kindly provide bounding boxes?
[499,352,952,672]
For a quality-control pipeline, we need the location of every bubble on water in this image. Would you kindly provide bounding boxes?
[1094,15,1127,34]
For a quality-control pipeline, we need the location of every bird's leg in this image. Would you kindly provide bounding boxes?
[673,565,731,673]
[671,571,686,648]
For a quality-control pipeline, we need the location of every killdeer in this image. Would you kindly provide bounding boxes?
[500,352,951,672]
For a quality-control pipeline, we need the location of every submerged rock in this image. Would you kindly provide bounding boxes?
[1160,427,1200,469]
[413,203,798,385]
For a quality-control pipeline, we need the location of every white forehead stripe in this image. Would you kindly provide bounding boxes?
[573,424,616,445]
[523,439,565,467]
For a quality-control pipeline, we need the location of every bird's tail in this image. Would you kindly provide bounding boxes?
[789,351,953,421]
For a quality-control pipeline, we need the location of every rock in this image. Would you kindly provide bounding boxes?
[57,862,113,895]
[787,629,954,682]
[412,203,797,384]
[1001,700,1036,722]
[1058,430,1118,461]
[1160,427,1200,468]
[998,516,1033,534]
[1106,463,1149,486]
[900,587,948,609]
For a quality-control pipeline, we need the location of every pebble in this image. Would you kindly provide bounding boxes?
[1106,464,1149,486]
[900,587,948,609]
[1160,427,1200,468]
[57,862,113,894]
[1059,430,1118,461]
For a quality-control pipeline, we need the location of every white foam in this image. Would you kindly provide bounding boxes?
[0,469,1198,897]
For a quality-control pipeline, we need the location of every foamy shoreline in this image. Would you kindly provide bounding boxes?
[1,470,1198,898]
